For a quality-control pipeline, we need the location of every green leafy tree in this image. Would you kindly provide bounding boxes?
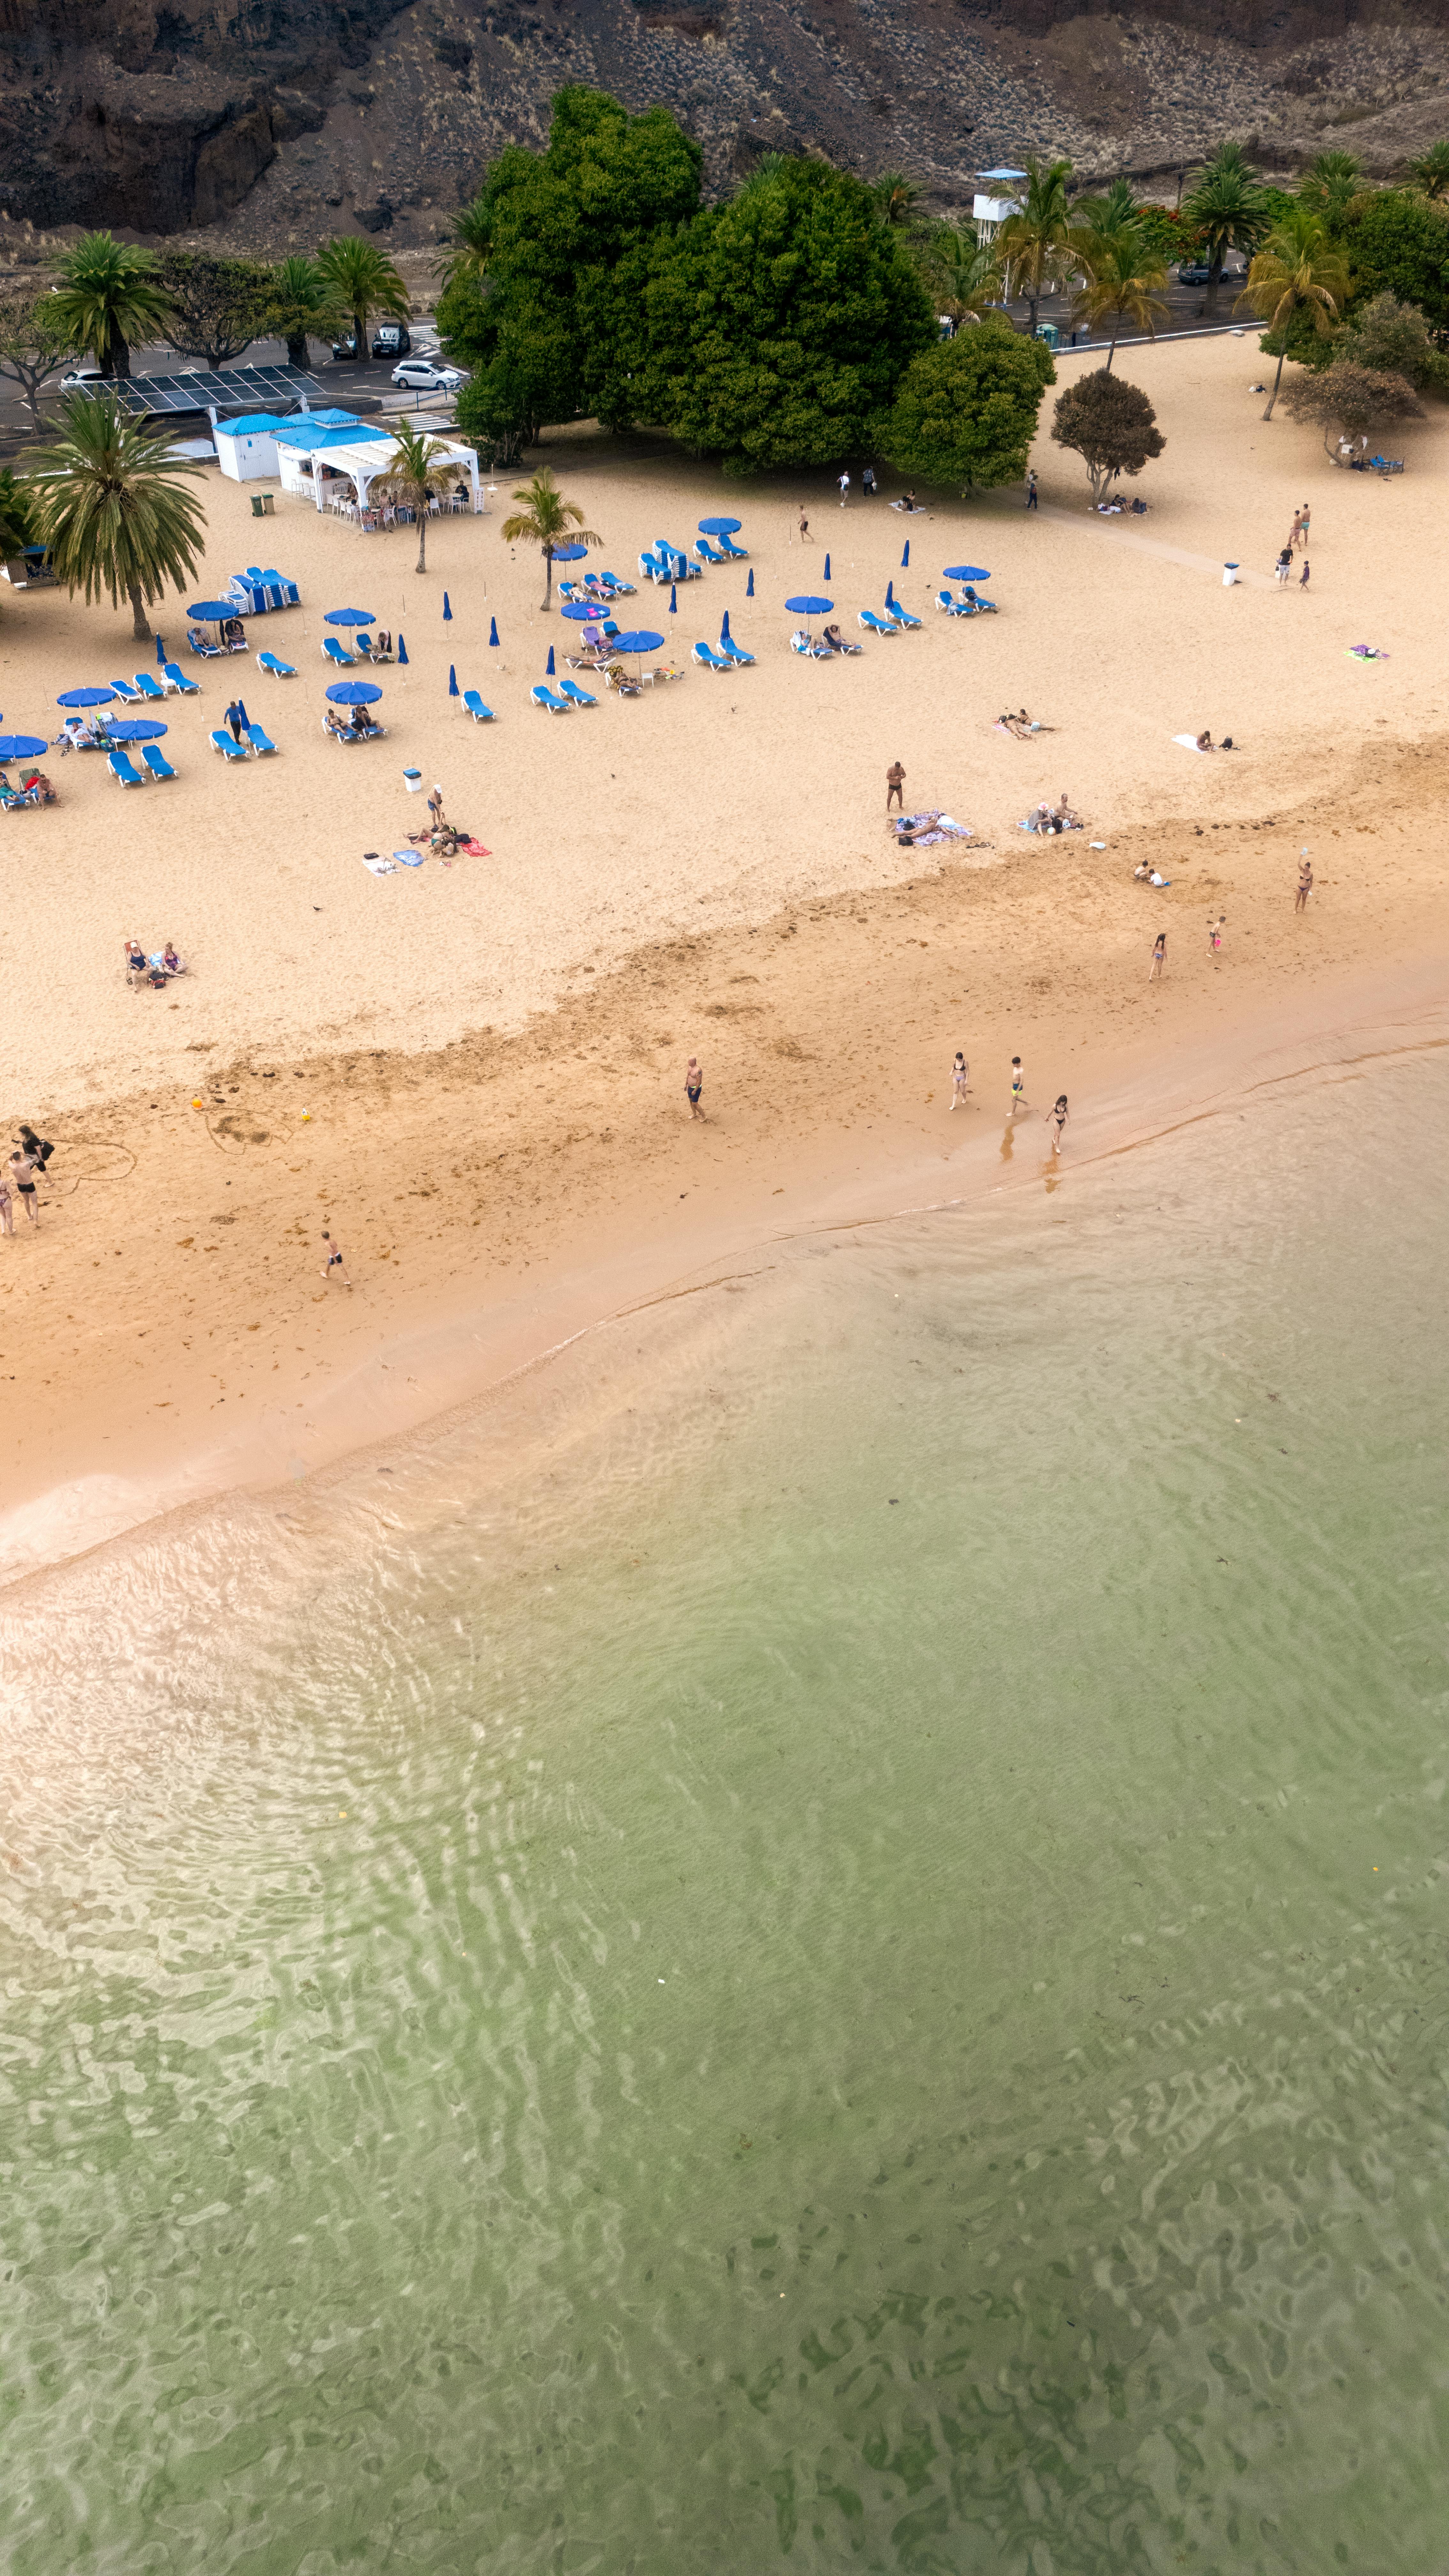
[317,236,410,359]
[1237,207,1348,416]
[1072,178,1139,232]
[499,466,601,610]
[373,421,464,575]
[1280,359,1423,456]
[0,466,32,560]
[48,232,175,380]
[995,158,1076,332]
[22,390,206,639]
[1130,203,1190,261]
[264,256,346,369]
[441,88,702,452]
[156,252,276,367]
[638,156,936,471]
[1070,220,1169,366]
[1299,150,1364,236]
[1180,152,1269,315]
[1339,290,1449,389]
[918,222,1004,327]
[882,318,1054,491]
[1050,369,1165,502]
[1406,139,1449,202]
[0,292,75,433]
[1337,188,1449,334]
[872,171,922,229]
[444,190,495,293]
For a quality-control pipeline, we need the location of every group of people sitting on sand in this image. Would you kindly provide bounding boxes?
[1195,730,1238,752]
[0,764,54,806]
[1024,793,1083,835]
[324,704,384,742]
[124,935,185,989]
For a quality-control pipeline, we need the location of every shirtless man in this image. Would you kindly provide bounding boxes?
[320,1229,351,1286]
[685,1056,705,1120]
[886,759,906,812]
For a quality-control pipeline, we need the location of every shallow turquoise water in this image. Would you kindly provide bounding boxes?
[2,1053,1446,2574]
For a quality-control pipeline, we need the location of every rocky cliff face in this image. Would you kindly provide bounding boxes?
[4,0,1449,244]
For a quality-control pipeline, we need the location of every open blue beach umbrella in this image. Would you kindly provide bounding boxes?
[324,606,375,627]
[105,717,168,740]
[699,516,743,535]
[57,686,116,708]
[546,644,556,677]
[823,552,831,581]
[721,609,732,642]
[188,600,240,621]
[448,664,458,696]
[746,568,755,598]
[0,734,48,759]
[942,564,991,582]
[610,629,663,657]
[785,595,832,616]
[561,602,597,623]
[397,633,409,664]
[669,584,677,615]
[551,543,587,564]
[325,679,383,706]
[443,593,452,622]
[488,616,499,647]
[901,540,909,569]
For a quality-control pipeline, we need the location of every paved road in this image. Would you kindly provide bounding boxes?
[0,334,441,459]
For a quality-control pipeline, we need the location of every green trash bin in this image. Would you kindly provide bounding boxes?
[1034,322,1060,351]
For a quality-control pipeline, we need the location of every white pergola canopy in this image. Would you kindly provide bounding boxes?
[275,430,484,518]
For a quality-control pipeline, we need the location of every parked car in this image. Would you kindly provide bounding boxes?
[391,359,464,394]
[371,323,411,360]
[1176,262,1212,285]
[59,366,107,393]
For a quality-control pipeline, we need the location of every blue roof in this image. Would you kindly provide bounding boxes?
[274,421,390,453]
[219,414,287,435]
[303,408,366,427]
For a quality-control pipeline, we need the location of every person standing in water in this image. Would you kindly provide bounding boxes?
[1048,1095,1068,1154]
[685,1056,705,1119]
[950,1051,970,1108]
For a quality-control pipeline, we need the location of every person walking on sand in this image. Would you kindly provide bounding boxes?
[1026,469,1039,511]
[838,471,850,507]
[685,1056,704,1120]
[1299,557,1310,590]
[798,508,811,543]
[1295,504,1310,551]
[0,1162,13,1236]
[225,699,244,744]
[1209,914,1224,962]
[1296,855,1313,911]
[319,1229,351,1287]
[1048,1094,1069,1154]
[862,464,877,498]
[1149,932,1167,981]
[951,1050,970,1108]
[1009,1056,1027,1116]
[1275,546,1292,585]
[1289,507,1305,551]
[9,1148,40,1224]
[886,760,906,812]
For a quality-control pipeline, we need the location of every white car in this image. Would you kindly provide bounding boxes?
[391,359,463,394]
[60,366,107,393]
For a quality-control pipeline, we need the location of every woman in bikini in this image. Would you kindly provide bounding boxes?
[1149,932,1167,980]
[1049,1095,1069,1155]
[950,1051,970,1108]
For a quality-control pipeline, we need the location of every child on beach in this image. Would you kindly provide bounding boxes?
[1009,1058,1027,1116]
[320,1230,351,1287]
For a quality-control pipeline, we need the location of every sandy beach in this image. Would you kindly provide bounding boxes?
[3,329,1447,1574]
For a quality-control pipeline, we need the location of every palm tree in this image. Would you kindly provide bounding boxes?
[265,255,345,369]
[1407,138,1449,201]
[23,390,206,640]
[372,420,461,575]
[47,232,175,380]
[1073,178,1139,232]
[444,190,495,292]
[1235,207,1349,418]
[1180,162,1269,315]
[920,221,1004,327]
[1071,222,1169,367]
[995,158,1076,332]
[500,467,601,610]
[316,236,410,361]
[1300,149,1363,234]
[0,467,30,563]
[873,171,922,229]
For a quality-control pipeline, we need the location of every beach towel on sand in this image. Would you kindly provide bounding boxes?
[392,848,425,867]
[362,852,397,875]
[1172,733,1208,752]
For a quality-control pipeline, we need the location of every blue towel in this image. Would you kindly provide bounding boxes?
[392,848,425,867]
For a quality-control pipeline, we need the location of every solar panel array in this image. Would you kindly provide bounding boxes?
[118,366,340,418]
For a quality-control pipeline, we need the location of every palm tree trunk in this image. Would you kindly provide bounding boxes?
[416,501,427,577]
[104,324,131,380]
[1105,320,1119,372]
[127,581,151,642]
[1205,249,1222,319]
[354,308,366,360]
[286,334,308,369]
[542,547,554,611]
[1263,331,1290,421]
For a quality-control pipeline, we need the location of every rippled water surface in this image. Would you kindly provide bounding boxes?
[3,1054,1447,2575]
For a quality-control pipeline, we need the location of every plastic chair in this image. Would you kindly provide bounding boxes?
[323,638,356,668]
[133,671,168,700]
[109,678,142,703]
[692,641,731,673]
[884,602,922,630]
[257,651,296,678]
[162,663,200,693]
[462,690,495,723]
[557,680,596,709]
[531,684,573,713]
[858,610,897,636]
[142,744,176,780]
[718,637,755,667]
[246,724,278,755]
[107,748,145,787]
[210,728,250,762]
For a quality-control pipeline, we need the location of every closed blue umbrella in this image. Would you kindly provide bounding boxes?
[57,686,116,707]
[669,584,677,615]
[823,552,831,581]
[721,610,732,642]
[901,540,909,568]
[488,616,499,647]
[885,579,895,607]
[105,717,168,740]
[546,645,556,677]
[443,593,452,622]
[448,664,458,696]
[0,734,48,759]
[325,680,384,706]
[156,633,167,665]
[397,633,409,664]
[235,699,250,732]
[942,565,991,581]
[746,568,755,598]
[699,516,743,534]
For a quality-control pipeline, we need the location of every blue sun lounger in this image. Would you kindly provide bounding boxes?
[109,677,143,703]
[210,727,250,761]
[598,570,635,594]
[162,663,199,693]
[717,532,748,560]
[718,636,755,667]
[935,589,972,617]
[133,670,168,701]
[531,684,572,713]
[694,537,728,567]
[246,723,278,755]
[884,600,922,630]
[858,610,897,636]
[323,637,356,669]
[557,679,596,709]
[257,650,296,678]
[142,743,176,780]
[692,640,731,673]
[108,748,145,787]
[463,689,495,723]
